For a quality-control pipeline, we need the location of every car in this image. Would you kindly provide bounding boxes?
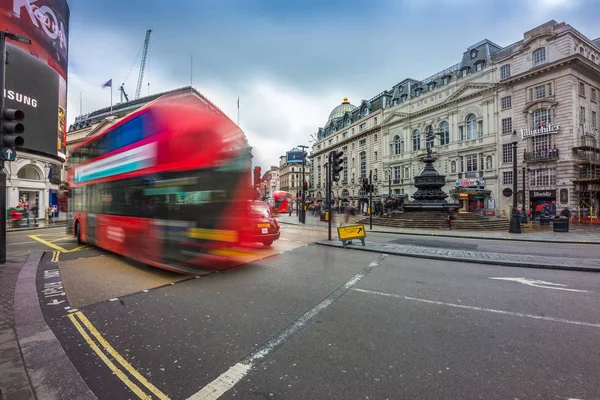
[245,200,281,246]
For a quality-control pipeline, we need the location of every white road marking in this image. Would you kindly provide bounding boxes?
[188,254,388,400]
[352,288,600,328]
[489,277,590,293]
[109,298,119,302]
[7,241,37,246]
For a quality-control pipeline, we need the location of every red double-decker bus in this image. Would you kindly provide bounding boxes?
[66,93,259,274]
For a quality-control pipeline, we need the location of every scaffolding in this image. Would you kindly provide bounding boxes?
[572,135,600,219]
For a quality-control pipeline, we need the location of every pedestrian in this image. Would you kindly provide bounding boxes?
[446,213,452,230]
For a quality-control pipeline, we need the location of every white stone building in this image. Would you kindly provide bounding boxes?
[310,20,600,219]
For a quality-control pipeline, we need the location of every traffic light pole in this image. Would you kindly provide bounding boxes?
[327,153,332,241]
[298,145,308,224]
[369,170,373,231]
[0,32,7,263]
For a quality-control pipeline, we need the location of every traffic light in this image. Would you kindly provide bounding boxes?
[331,150,344,182]
[303,181,308,190]
[362,178,369,192]
[253,166,261,187]
[1,108,25,148]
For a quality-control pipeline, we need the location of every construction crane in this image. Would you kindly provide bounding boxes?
[118,29,152,103]
[135,29,152,99]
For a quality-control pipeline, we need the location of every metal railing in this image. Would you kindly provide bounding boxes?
[524,149,559,162]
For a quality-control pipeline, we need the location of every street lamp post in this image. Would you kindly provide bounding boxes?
[522,166,528,224]
[509,137,522,234]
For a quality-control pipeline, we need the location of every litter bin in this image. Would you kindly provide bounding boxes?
[539,216,551,226]
[552,217,569,232]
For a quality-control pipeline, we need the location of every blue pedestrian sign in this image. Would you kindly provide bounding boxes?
[2,146,16,161]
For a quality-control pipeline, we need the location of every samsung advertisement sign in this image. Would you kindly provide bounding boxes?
[0,0,70,160]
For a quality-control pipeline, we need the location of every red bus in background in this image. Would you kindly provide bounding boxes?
[272,191,291,213]
[67,92,255,274]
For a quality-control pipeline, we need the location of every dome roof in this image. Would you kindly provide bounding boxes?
[327,98,356,122]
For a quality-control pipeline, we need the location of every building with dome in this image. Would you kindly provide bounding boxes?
[310,20,600,220]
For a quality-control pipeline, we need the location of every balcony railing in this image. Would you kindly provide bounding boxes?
[524,149,559,163]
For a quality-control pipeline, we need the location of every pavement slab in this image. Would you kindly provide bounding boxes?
[317,239,600,272]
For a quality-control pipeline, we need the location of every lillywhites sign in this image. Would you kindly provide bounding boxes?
[531,190,556,198]
[520,124,560,139]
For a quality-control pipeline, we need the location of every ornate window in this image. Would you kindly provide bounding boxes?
[393,135,401,155]
[17,165,42,181]
[412,130,421,151]
[466,114,478,140]
[439,121,450,145]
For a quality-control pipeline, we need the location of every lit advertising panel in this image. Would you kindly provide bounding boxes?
[0,0,70,159]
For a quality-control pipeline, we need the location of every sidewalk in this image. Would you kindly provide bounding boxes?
[7,220,67,232]
[0,255,36,399]
[278,214,600,245]
[0,252,95,400]
[316,239,600,272]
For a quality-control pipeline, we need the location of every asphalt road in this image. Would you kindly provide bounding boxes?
[36,242,600,400]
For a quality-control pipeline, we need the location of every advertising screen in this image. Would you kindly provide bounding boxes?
[0,0,70,159]
[286,151,305,164]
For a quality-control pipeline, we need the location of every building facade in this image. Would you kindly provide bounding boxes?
[278,155,310,198]
[495,20,600,219]
[310,20,600,219]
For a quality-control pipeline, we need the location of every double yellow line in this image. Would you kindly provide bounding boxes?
[67,311,170,400]
[51,251,60,263]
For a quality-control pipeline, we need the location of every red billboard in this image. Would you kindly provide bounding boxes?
[0,0,70,159]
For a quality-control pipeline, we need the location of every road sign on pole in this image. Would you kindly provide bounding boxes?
[2,146,15,161]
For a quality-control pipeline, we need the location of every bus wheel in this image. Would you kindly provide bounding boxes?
[76,222,82,244]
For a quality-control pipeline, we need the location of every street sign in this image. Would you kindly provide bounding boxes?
[337,224,366,248]
[1,146,16,161]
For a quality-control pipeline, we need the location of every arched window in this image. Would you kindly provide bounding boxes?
[362,107,368,117]
[393,135,401,155]
[17,165,42,181]
[451,161,456,173]
[439,121,450,145]
[486,155,492,170]
[532,48,546,66]
[412,130,421,151]
[466,114,477,140]
[532,109,550,129]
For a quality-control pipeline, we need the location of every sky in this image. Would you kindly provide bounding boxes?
[65,0,600,170]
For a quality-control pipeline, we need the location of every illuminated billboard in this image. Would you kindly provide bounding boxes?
[286,151,305,164]
[0,0,70,160]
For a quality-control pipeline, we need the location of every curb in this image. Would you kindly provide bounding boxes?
[7,223,67,233]
[316,241,600,273]
[13,251,97,400]
[365,228,600,245]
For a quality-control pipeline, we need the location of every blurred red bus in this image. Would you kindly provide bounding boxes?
[66,93,255,274]
[272,191,291,213]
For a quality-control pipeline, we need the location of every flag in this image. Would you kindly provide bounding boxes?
[102,79,112,88]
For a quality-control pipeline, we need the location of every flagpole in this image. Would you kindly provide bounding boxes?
[237,97,240,127]
[110,84,113,114]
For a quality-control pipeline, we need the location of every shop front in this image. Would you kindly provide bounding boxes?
[451,178,492,214]
[530,189,556,219]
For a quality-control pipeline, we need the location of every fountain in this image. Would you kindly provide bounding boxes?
[403,148,459,213]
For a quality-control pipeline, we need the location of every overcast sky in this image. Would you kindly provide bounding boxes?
[66,0,599,169]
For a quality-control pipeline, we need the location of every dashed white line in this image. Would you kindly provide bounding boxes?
[188,254,388,400]
[352,288,600,328]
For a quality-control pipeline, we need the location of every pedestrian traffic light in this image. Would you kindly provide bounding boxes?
[1,108,25,147]
[331,150,344,182]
